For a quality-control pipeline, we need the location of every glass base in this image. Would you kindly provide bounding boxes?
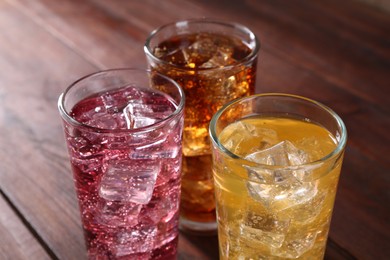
[179,218,218,236]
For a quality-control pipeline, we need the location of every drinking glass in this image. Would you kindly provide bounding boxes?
[58,69,185,259]
[144,19,260,233]
[209,93,347,259]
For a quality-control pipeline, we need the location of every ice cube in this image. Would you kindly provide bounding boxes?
[182,34,217,66]
[161,48,190,66]
[68,136,88,150]
[71,156,102,173]
[222,122,264,155]
[122,96,174,129]
[104,127,167,150]
[245,211,290,233]
[199,46,235,68]
[140,185,180,225]
[223,123,279,156]
[212,76,238,103]
[240,211,290,249]
[95,201,142,227]
[99,160,159,204]
[84,111,120,129]
[279,192,326,224]
[115,225,157,256]
[202,75,238,110]
[271,181,319,211]
[100,87,143,114]
[182,123,210,155]
[246,179,273,208]
[197,33,235,68]
[101,91,119,114]
[247,173,318,211]
[244,141,309,185]
[68,135,103,160]
[79,87,148,130]
[153,46,174,59]
[155,160,181,187]
[130,134,180,160]
[241,225,285,249]
[245,140,308,166]
[245,141,319,210]
[271,231,317,258]
[123,101,157,129]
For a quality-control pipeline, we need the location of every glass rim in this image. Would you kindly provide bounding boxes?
[209,93,347,169]
[144,18,260,72]
[58,68,185,134]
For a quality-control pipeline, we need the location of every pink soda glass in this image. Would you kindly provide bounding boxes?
[58,69,185,259]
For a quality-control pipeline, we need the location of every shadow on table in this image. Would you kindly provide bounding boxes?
[179,231,219,259]
[324,238,357,260]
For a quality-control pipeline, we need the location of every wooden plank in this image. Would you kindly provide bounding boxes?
[329,146,390,259]
[0,1,97,258]
[88,0,211,30]
[192,0,390,110]
[0,195,50,260]
[7,0,148,69]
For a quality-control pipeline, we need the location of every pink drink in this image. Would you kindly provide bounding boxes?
[62,85,183,259]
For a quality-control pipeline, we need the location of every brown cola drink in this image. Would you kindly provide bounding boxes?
[145,20,259,233]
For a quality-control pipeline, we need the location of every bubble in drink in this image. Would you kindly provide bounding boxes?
[64,86,182,259]
[215,116,341,259]
[150,32,257,226]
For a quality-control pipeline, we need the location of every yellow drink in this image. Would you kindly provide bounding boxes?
[213,116,343,259]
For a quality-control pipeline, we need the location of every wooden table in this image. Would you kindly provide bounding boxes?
[0,0,389,259]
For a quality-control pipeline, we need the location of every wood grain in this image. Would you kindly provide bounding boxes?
[0,1,94,258]
[0,195,50,260]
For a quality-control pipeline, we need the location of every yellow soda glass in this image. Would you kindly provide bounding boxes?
[209,94,347,259]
